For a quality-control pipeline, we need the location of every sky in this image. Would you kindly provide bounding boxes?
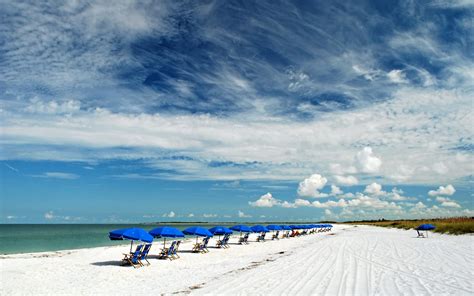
[0,0,473,223]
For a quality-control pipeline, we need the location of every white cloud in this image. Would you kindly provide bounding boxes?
[34,172,80,180]
[324,209,332,216]
[25,98,81,114]
[238,210,251,218]
[334,175,359,186]
[428,184,456,196]
[355,147,382,173]
[203,213,217,218]
[294,199,311,207]
[329,164,357,175]
[297,174,328,198]
[440,201,461,208]
[249,192,281,207]
[414,201,426,209]
[432,162,449,174]
[162,211,175,218]
[435,196,461,208]
[44,211,54,220]
[387,69,408,84]
[330,185,343,196]
[364,182,384,195]
[188,213,194,217]
[1,86,472,185]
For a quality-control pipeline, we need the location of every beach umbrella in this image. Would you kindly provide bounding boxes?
[109,227,153,252]
[289,225,299,229]
[416,224,435,238]
[208,226,233,235]
[250,225,269,233]
[417,224,435,230]
[266,225,282,231]
[230,224,252,237]
[209,226,233,240]
[230,224,252,232]
[149,226,184,248]
[280,225,292,230]
[183,226,213,243]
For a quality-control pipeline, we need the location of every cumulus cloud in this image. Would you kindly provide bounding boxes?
[238,210,251,218]
[297,174,328,198]
[355,147,382,173]
[203,213,217,218]
[440,201,461,208]
[249,193,281,207]
[330,185,343,196]
[162,211,175,218]
[428,184,456,196]
[188,213,194,217]
[435,196,461,208]
[44,211,54,220]
[334,175,359,186]
[364,183,384,195]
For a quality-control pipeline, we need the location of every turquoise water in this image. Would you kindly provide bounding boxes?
[0,223,230,254]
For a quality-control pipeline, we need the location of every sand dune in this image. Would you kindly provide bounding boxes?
[1,225,472,295]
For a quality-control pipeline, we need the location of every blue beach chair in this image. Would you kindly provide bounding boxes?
[160,241,177,260]
[122,244,143,268]
[171,241,181,259]
[139,244,152,266]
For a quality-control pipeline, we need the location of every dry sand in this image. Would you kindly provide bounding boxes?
[1,225,472,295]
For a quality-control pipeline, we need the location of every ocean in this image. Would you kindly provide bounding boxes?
[0,223,233,255]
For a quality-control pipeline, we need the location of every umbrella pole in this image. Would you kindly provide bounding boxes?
[164,238,166,249]
[130,240,133,253]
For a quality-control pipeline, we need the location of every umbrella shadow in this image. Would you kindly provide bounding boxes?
[91,260,125,267]
[178,250,200,254]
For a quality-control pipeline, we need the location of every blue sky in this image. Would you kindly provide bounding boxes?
[1,0,473,223]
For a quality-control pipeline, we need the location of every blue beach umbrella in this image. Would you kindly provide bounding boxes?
[416,224,435,230]
[250,225,269,233]
[183,226,213,243]
[266,225,282,231]
[230,225,252,233]
[149,226,184,248]
[230,224,252,237]
[183,227,214,237]
[289,225,299,229]
[109,227,153,252]
[280,225,292,230]
[208,226,233,235]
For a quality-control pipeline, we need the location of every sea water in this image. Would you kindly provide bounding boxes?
[0,223,229,254]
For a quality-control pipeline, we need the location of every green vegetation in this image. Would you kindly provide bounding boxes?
[344,217,474,235]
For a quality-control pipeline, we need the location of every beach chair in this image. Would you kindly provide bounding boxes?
[160,241,177,259]
[200,236,210,253]
[238,233,248,244]
[171,241,181,259]
[243,233,250,244]
[416,230,425,238]
[122,244,143,268]
[217,234,231,248]
[256,232,266,242]
[216,235,225,248]
[221,234,231,248]
[192,240,201,252]
[139,244,152,266]
[272,231,280,240]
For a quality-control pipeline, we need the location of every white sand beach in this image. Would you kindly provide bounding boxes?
[1,225,473,295]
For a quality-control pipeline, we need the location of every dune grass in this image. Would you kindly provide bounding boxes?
[345,217,474,235]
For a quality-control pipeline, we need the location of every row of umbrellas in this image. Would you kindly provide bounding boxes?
[109,224,333,250]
